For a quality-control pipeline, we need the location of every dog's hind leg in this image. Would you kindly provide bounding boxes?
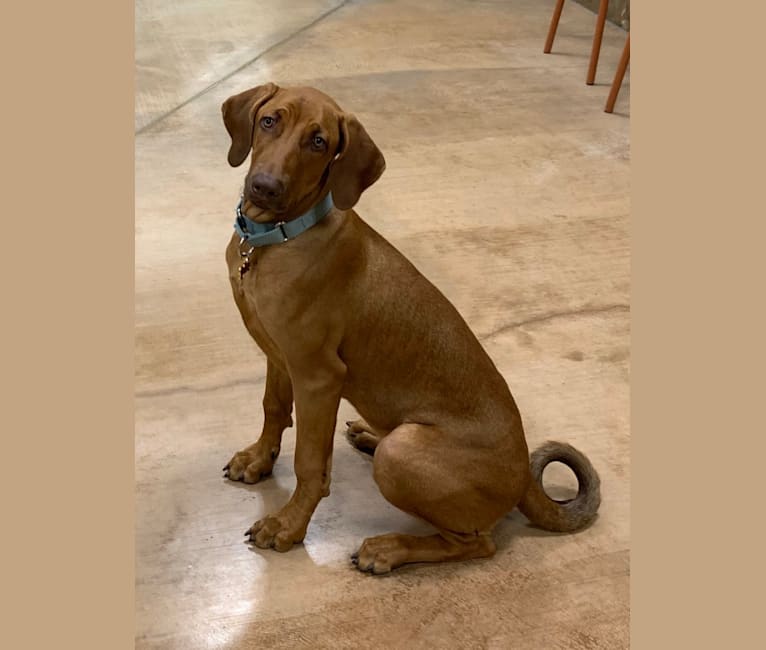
[352,530,496,574]
[352,422,529,574]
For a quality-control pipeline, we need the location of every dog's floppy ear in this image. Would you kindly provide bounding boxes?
[328,113,386,210]
[221,83,279,167]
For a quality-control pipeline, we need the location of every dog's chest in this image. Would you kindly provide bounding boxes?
[225,236,283,359]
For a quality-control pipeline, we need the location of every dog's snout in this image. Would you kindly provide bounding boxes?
[250,173,285,200]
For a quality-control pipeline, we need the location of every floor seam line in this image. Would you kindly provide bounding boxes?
[135,0,351,135]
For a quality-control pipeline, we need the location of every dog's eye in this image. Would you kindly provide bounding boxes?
[311,135,326,151]
[260,116,276,129]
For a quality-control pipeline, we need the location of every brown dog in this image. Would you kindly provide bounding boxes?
[221,83,601,574]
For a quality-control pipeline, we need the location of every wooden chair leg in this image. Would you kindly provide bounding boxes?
[586,0,609,84]
[544,0,566,53]
[605,32,630,113]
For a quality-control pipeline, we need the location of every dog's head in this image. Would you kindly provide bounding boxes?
[222,84,385,221]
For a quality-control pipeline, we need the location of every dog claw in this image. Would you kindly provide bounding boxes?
[223,464,230,472]
[350,552,358,559]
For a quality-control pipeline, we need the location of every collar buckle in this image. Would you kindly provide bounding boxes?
[238,236,254,258]
[236,197,248,231]
[276,221,288,242]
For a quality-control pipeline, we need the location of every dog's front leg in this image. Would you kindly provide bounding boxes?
[224,359,293,483]
[246,355,346,552]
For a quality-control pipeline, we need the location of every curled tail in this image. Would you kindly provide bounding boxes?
[518,441,601,532]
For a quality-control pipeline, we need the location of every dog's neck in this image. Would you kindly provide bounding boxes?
[234,191,335,249]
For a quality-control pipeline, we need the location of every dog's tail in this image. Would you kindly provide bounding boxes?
[517,441,601,532]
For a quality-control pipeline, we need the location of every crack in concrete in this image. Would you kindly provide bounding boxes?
[136,0,351,135]
[135,375,265,400]
[481,303,629,341]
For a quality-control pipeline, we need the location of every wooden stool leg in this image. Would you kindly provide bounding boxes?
[605,33,630,113]
[544,0,566,53]
[586,0,609,84]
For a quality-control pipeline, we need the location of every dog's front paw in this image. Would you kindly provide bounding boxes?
[245,513,306,552]
[223,442,278,483]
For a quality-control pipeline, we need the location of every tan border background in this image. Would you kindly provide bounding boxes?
[2,1,135,648]
[631,0,765,647]
[1,0,764,648]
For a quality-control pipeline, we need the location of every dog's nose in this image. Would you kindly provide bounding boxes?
[250,173,285,200]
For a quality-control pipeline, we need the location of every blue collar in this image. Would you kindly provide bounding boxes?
[233,192,335,247]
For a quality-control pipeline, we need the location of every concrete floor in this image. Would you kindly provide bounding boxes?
[135,1,630,648]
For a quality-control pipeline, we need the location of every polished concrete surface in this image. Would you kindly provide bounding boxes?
[136,0,630,647]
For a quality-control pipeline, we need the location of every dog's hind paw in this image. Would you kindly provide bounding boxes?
[344,420,382,456]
